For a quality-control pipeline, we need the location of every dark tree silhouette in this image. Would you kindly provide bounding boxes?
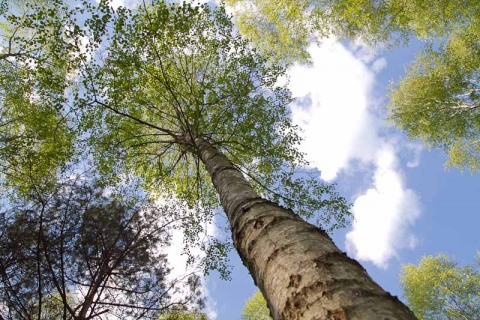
[0,177,204,320]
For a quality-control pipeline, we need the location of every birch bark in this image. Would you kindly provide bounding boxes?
[194,136,417,319]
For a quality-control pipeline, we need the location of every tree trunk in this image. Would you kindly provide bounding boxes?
[194,137,417,319]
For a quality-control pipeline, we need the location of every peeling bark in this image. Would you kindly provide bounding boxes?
[194,137,417,319]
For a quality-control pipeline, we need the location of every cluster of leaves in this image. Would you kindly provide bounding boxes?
[225,0,477,64]
[0,0,112,194]
[241,290,271,320]
[0,175,205,319]
[401,253,480,320]
[389,14,480,171]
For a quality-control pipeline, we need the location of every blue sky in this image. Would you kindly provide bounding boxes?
[94,1,479,318]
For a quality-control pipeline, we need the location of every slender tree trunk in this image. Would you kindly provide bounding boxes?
[194,137,417,319]
[78,255,111,319]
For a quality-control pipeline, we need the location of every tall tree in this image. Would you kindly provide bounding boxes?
[75,1,416,318]
[401,253,480,320]
[0,175,204,320]
[2,0,419,317]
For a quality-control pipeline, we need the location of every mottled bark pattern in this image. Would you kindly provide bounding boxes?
[195,137,417,320]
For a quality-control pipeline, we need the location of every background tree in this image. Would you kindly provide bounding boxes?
[224,0,478,64]
[0,0,109,193]
[401,253,480,320]
[0,0,74,193]
[241,290,271,320]
[158,310,209,320]
[225,0,480,172]
[0,175,205,320]
[388,16,480,171]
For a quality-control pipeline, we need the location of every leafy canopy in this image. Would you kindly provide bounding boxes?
[82,1,350,231]
[0,0,110,194]
[241,290,271,320]
[401,253,480,320]
[0,0,75,193]
[389,15,480,171]
[225,0,477,64]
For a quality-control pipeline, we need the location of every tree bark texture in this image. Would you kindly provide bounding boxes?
[194,137,417,320]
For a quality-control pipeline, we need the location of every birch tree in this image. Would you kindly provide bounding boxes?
[1,0,420,317]
[75,2,416,318]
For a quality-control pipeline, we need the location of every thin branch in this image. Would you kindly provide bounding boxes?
[92,99,178,138]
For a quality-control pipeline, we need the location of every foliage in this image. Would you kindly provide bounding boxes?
[1,2,351,309]
[0,0,74,193]
[401,253,480,320]
[224,0,480,171]
[0,0,109,193]
[0,176,204,319]
[225,0,478,64]
[241,290,271,320]
[81,0,350,232]
[159,310,209,320]
[389,16,480,171]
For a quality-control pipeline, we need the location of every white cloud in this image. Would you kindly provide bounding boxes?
[405,142,423,168]
[371,57,387,74]
[289,40,380,181]
[345,146,421,267]
[288,40,422,267]
[110,0,125,9]
[349,40,378,64]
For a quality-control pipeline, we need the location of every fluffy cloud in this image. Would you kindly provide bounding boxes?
[288,40,421,267]
[289,40,381,181]
[345,146,421,267]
